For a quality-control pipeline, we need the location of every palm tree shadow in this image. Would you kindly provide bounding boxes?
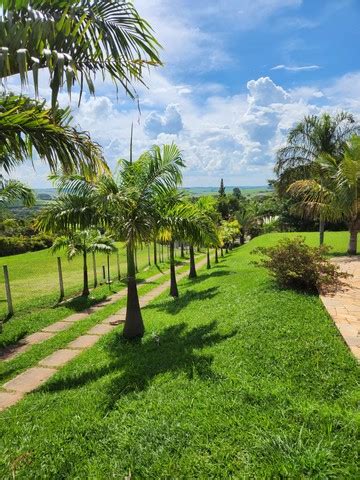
[148,286,220,315]
[40,321,237,412]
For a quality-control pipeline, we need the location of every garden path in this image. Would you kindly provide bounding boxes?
[321,257,360,361]
[0,256,208,411]
[0,262,191,362]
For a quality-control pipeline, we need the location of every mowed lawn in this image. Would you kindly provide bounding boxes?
[0,233,359,478]
[0,243,161,318]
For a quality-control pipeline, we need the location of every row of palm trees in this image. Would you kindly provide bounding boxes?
[35,144,228,339]
[275,112,360,254]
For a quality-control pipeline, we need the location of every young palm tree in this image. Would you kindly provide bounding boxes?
[0,176,35,207]
[0,95,106,176]
[276,112,359,244]
[52,230,117,297]
[53,144,185,338]
[0,0,161,108]
[288,136,360,254]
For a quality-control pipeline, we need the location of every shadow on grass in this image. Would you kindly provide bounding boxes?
[41,321,237,411]
[149,286,220,315]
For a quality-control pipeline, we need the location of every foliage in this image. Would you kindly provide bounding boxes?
[287,136,360,253]
[0,0,162,108]
[253,237,348,294]
[0,233,53,256]
[0,176,35,207]
[0,94,106,176]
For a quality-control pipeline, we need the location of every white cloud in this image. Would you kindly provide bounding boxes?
[144,104,184,137]
[271,64,320,72]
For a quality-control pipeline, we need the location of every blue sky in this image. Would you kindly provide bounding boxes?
[8,0,360,187]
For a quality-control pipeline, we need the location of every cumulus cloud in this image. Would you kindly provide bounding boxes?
[144,104,184,138]
[247,76,290,105]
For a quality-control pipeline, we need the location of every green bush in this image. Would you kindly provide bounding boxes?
[253,236,349,294]
[0,234,53,256]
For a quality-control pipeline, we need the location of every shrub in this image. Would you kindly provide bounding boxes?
[252,236,349,294]
[0,234,54,256]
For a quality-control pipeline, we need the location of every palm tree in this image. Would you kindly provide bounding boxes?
[0,175,35,207]
[288,135,360,255]
[52,230,117,296]
[54,144,185,338]
[0,0,161,108]
[0,94,106,176]
[275,112,359,244]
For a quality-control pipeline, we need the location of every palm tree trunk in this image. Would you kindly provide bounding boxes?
[153,240,157,265]
[82,250,90,297]
[123,242,144,339]
[181,243,185,258]
[189,245,197,279]
[169,241,179,297]
[215,248,219,264]
[92,251,97,288]
[319,217,325,246]
[348,226,358,255]
[207,248,211,269]
[221,247,224,257]
[240,229,245,245]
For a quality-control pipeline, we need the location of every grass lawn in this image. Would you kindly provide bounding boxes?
[0,233,359,478]
[0,242,175,318]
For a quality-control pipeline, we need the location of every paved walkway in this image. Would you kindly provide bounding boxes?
[320,257,360,361]
[0,264,189,362]
[0,257,208,412]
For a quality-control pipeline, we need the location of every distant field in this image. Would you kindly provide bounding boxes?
[183,186,272,197]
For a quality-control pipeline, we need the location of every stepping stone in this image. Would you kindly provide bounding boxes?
[0,391,24,412]
[67,335,99,350]
[42,321,71,333]
[24,331,54,345]
[3,367,56,393]
[87,324,115,335]
[103,314,126,325]
[64,312,89,322]
[0,344,29,361]
[39,349,81,368]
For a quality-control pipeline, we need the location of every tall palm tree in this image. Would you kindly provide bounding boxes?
[0,0,162,108]
[275,112,359,244]
[51,230,117,296]
[0,94,106,176]
[53,144,184,338]
[288,135,360,255]
[0,176,35,207]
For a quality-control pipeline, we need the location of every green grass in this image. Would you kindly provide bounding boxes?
[0,242,149,318]
[0,233,359,478]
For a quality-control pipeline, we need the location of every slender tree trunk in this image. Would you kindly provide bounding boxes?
[348,226,358,255]
[207,248,211,269]
[319,217,325,246]
[215,248,219,264]
[153,240,157,265]
[92,251,97,288]
[181,243,185,258]
[135,248,139,273]
[221,247,224,257]
[169,241,179,297]
[240,229,245,245]
[147,243,151,266]
[225,246,228,254]
[189,245,197,279]
[123,242,144,339]
[82,250,90,297]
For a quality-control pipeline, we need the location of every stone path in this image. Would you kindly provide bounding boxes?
[320,256,360,361]
[0,257,208,412]
[0,264,187,362]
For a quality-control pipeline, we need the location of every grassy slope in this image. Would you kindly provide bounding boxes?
[0,243,151,317]
[0,233,359,478]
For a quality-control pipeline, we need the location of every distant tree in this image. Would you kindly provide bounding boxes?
[233,187,242,199]
[0,176,35,208]
[218,178,226,197]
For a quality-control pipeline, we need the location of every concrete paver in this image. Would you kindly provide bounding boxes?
[321,256,360,361]
[3,367,56,393]
[39,349,81,368]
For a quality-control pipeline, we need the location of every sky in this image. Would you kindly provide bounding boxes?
[6,0,360,188]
